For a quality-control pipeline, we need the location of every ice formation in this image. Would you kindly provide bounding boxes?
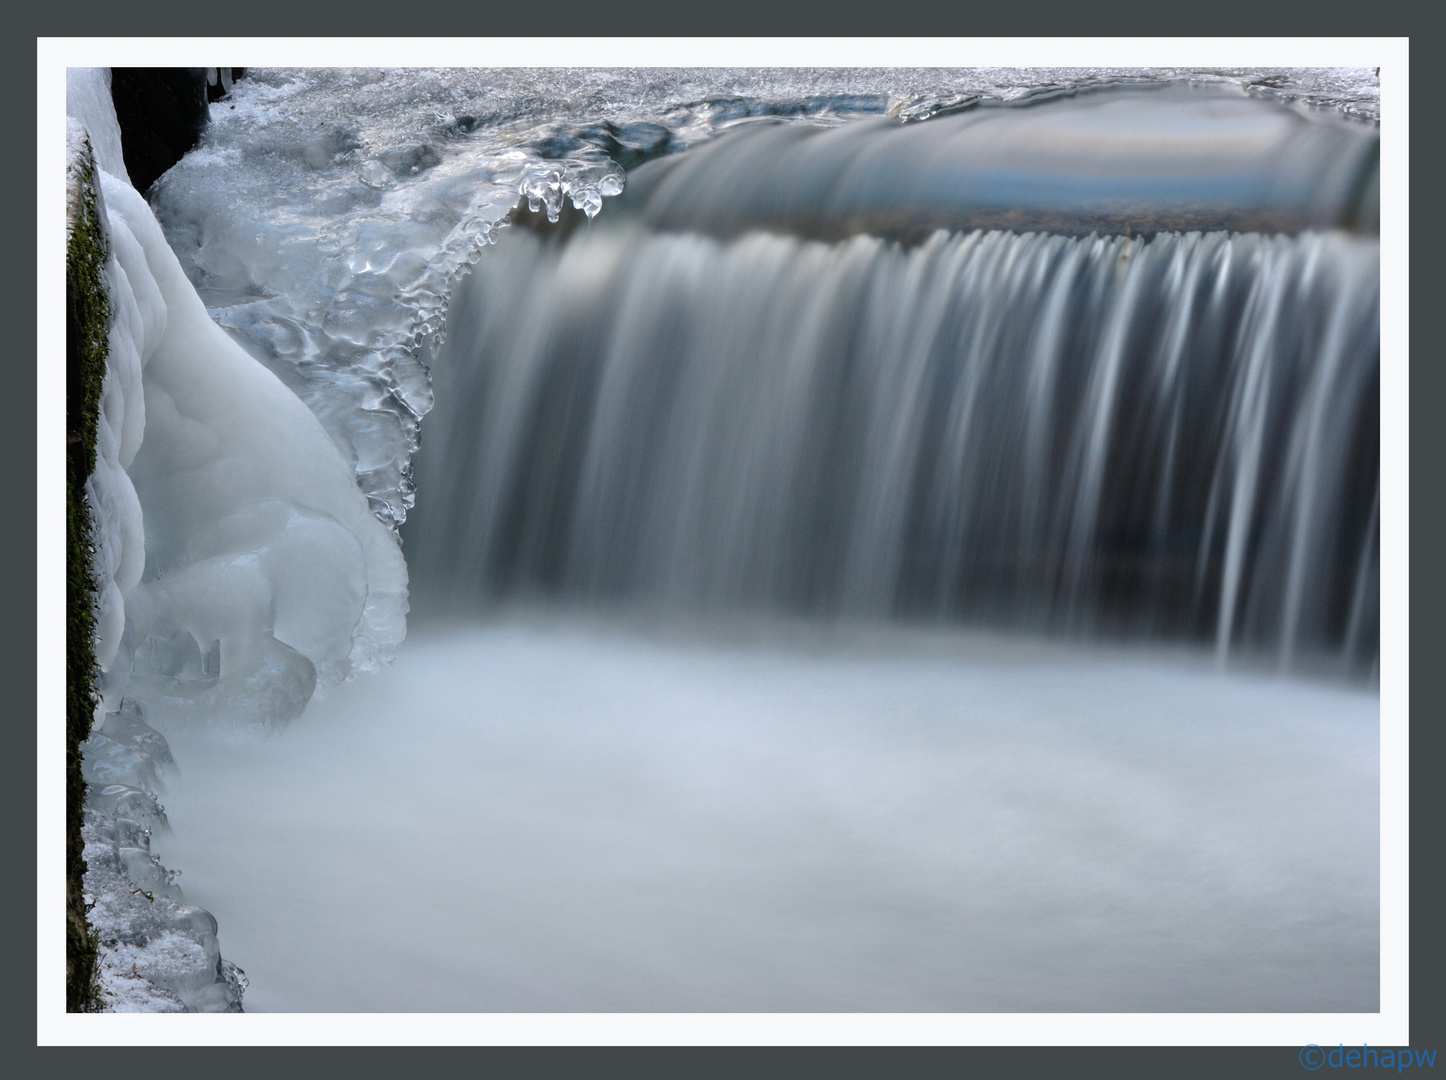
[67,70,144,713]
[102,170,408,727]
[69,68,407,732]
[80,702,247,1012]
[65,68,129,184]
[66,67,409,1011]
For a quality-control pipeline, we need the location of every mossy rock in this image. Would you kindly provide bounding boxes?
[65,131,108,1013]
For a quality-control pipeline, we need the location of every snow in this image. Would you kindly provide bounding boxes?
[65,68,130,184]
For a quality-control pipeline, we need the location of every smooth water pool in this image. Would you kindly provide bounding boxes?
[155,615,1378,1013]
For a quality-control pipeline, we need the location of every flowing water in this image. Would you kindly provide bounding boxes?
[140,72,1380,1013]
[406,223,1378,673]
[158,617,1377,1012]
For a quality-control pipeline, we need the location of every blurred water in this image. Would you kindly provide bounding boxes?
[140,68,1382,1015]
[406,222,1379,674]
[156,616,1377,1012]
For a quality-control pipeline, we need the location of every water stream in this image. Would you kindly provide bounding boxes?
[136,72,1380,1013]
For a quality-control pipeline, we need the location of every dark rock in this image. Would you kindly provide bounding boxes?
[109,68,242,194]
[204,67,245,104]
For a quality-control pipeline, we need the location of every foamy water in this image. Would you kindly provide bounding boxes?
[154,616,1377,1012]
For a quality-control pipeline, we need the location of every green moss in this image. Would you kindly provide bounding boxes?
[65,144,109,1013]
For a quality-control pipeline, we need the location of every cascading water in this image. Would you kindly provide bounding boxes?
[83,69,1382,1015]
[406,90,1380,678]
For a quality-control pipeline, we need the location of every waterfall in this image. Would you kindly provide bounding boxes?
[406,221,1378,674]
[56,65,1384,1018]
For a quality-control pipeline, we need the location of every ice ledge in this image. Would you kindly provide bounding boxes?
[81,705,248,1012]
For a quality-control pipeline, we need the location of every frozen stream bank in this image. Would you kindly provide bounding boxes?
[155,616,1377,1012]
